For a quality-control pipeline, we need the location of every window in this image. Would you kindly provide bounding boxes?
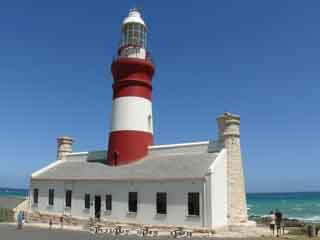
[84,194,90,209]
[33,188,38,204]
[48,189,54,206]
[105,194,112,211]
[122,22,146,48]
[156,192,167,214]
[188,192,200,216]
[128,192,138,213]
[65,190,72,208]
[148,115,152,131]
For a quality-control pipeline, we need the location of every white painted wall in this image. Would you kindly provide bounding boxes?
[111,97,153,133]
[30,179,204,228]
[30,181,65,216]
[207,149,228,228]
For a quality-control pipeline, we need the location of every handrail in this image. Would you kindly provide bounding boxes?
[113,47,154,64]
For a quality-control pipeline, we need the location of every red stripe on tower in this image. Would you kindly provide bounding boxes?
[107,9,155,166]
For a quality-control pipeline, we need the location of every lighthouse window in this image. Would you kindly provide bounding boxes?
[188,192,200,216]
[148,115,152,131]
[156,192,167,214]
[48,189,54,206]
[122,22,146,48]
[128,192,138,213]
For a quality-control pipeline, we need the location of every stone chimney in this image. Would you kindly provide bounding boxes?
[217,112,248,225]
[57,136,73,160]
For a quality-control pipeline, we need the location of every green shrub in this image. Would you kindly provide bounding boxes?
[0,208,14,222]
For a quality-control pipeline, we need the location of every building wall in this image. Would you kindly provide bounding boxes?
[209,149,227,228]
[30,179,205,228]
[30,180,65,215]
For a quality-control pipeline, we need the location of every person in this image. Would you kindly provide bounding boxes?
[269,211,276,236]
[275,209,283,237]
[17,211,23,230]
[49,219,53,230]
[59,215,64,229]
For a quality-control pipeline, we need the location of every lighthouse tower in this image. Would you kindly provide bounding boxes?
[107,9,155,166]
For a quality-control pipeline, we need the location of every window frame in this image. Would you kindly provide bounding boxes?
[84,193,90,209]
[48,189,54,206]
[65,190,72,208]
[33,188,39,205]
[105,194,112,211]
[187,192,200,216]
[156,192,167,215]
[128,192,138,213]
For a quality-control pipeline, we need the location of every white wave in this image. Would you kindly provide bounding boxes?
[289,216,320,223]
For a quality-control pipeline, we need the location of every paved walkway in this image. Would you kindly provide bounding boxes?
[0,223,273,240]
[0,223,98,240]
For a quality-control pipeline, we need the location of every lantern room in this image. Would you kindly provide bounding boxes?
[118,9,148,59]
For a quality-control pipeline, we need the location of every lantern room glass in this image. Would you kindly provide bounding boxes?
[121,22,147,49]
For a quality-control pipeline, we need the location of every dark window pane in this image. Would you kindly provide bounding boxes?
[85,194,90,209]
[156,192,167,214]
[33,189,38,204]
[188,192,200,216]
[48,189,54,206]
[128,192,137,213]
[105,194,112,211]
[65,190,72,208]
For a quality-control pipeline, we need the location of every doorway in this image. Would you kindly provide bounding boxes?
[94,195,101,219]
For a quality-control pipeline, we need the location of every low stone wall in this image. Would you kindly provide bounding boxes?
[28,212,87,226]
[27,211,215,233]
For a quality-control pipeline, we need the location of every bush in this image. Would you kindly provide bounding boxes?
[0,208,14,222]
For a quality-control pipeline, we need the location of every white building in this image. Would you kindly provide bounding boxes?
[29,9,249,230]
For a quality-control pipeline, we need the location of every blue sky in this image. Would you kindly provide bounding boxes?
[1,1,320,192]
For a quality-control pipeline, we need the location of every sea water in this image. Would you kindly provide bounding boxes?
[1,188,320,222]
[0,187,28,199]
[247,192,320,223]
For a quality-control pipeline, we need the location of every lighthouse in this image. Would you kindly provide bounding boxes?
[107,9,155,165]
[30,8,251,229]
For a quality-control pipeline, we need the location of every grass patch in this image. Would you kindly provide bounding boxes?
[0,208,14,222]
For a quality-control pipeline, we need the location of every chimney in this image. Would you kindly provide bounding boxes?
[216,112,248,224]
[57,136,73,160]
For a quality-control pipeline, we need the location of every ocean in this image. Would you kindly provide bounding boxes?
[1,188,320,222]
[0,188,28,199]
[247,192,320,223]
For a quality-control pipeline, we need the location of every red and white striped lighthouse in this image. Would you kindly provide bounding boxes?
[107,9,155,166]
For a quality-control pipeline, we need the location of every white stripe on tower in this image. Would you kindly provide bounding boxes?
[110,96,153,133]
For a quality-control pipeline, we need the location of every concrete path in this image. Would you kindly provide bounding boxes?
[0,223,272,240]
